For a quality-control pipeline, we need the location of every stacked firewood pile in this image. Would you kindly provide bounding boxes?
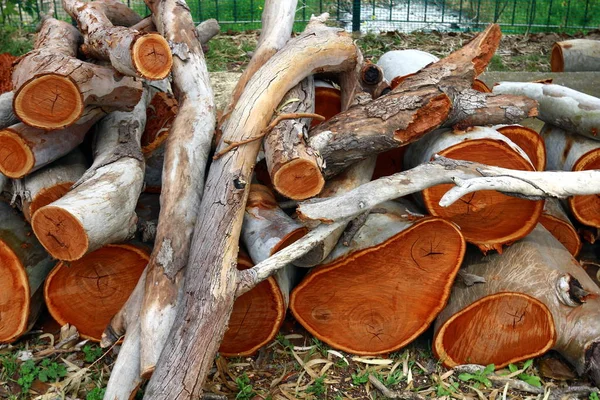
[2,0,600,398]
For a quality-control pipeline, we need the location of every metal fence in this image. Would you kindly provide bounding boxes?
[2,0,599,33]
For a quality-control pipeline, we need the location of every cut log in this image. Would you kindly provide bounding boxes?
[0,202,54,343]
[16,149,87,222]
[540,198,581,257]
[372,147,406,180]
[63,0,172,79]
[82,0,142,26]
[44,243,149,341]
[494,124,546,171]
[312,80,342,128]
[264,77,324,200]
[12,16,143,130]
[143,16,359,400]
[290,200,465,354]
[551,39,600,72]
[31,90,149,261]
[434,224,600,386]
[405,126,543,252]
[493,82,600,141]
[542,123,600,228]
[376,49,439,84]
[0,91,18,129]
[0,108,105,179]
[196,19,220,46]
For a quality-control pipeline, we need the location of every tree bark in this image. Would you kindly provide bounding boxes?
[493,82,600,141]
[44,243,149,341]
[12,16,143,130]
[0,108,105,179]
[264,77,325,200]
[143,17,358,400]
[540,198,581,257]
[63,0,172,79]
[196,19,220,46]
[551,39,600,72]
[138,0,217,377]
[290,200,465,355]
[0,202,55,342]
[541,123,600,228]
[0,91,18,129]
[494,124,546,171]
[31,90,149,261]
[404,126,543,252]
[434,224,600,387]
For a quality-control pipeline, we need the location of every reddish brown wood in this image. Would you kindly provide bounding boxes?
[540,199,581,257]
[495,124,546,171]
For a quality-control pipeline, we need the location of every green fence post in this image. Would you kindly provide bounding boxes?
[352,0,361,32]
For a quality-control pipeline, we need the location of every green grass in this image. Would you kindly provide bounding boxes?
[0,25,34,55]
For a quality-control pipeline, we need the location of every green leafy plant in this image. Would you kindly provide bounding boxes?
[0,354,18,380]
[375,369,405,387]
[311,338,329,357]
[458,364,495,388]
[235,373,255,400]
[83,344,104,363]
[38,358,67,383]
[275,333,294,352]
[436,381,459,397]
[17,360,39,394]
[306,375,326,396]
[351,369,370,385]
[86,387,106,400]
[507,359,542,387]
[589,391,600,400]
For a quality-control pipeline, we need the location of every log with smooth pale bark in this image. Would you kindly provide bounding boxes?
[404,126,543,252]
[494,124,546,171]
[290,200,465,355]
[376,49,439,83]
[63,0,172,79]
[0,108,105,179]
[143,17,359,400]
[0,92,18,129]
[434,224,600,386]
[493,82,600,141]
[551,39,600,72]
[541,123,600,228]
[540,198,581,257]
[264,77,324,200]
[44,243,149,341]
[16,149,87,222]
[0,202,55,343]
[12,16,143,130]
[31,90,149,261]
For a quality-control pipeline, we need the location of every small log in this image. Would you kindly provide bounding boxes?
[63,0,172,79]
[434,224,600,386]
[84,0,142,26]
[290,200,465,354]
[44,243,149,341]
[264,77,324,200]
[493,82,600,141]
[405,126,543,252]
[551,39,600,72]
[0,202,54,343]
[196,19,220,46]
[0,91,18,129]
[540,198,581,257]
[0,108,105,178]
[12,16,143,130]
[542,123,600,228]
[494,124,546,171]
[32,90,149,261]
[312,80,341,128]
[376,49,439,84]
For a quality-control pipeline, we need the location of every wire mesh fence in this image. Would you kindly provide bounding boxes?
[2,0,599,33]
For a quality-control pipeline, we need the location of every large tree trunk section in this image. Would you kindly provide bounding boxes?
[405,126,543,252]
[493,82,600,141]
[31,91,149,261]
[0,108,105,179]
[44,243,149,341]
[143,18,359,400]
[542,123,600,228]
[290,201,465,355]
[11,16,142,130]
[264,77,324,200]
[540,198,581,257]
[0,92,18,129]
[434,224,600,386]
[551,39,600,72]
[0,202,54,343]
[17,149,87,221]
[494,124,546,171]
[63,0,172,79]
[138,0,217,377]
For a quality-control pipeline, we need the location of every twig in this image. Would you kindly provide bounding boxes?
[341,211,370,246]
[213,112,324,159]
[368,375,426,400]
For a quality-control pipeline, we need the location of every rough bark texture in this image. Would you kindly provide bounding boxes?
[0,202,54,343]
[434,224,600,386]
[0,92,18,129]
[264,77,324,200]
[12,16,142,130]
[551,39,600,72]
[143,18,358,400]
[493,82,600,141]
[63,0,172,79]
[31,90,149,261]
[540,198,581,257]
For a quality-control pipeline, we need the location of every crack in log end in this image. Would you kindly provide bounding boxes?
[32,206,89,261]
[585,341,600,387]
[394,93,451,144]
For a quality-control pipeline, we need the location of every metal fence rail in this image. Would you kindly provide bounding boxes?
[2,0,599,33]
